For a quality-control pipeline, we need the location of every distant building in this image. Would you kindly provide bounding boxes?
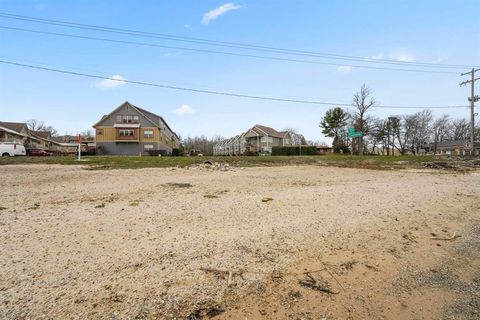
[0,121,31,144]
[214,124,293,156]
[0,121,96,154]
[433,140,480,156]
[93,101,180,155]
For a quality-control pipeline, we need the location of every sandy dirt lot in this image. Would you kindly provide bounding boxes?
[0,164,479,319]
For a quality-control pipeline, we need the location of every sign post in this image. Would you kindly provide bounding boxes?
[348,128,363,154]
[77,134,81,161]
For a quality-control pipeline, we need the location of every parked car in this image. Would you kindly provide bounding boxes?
[0,143,26,157]
[27,149,52,156]
[258,150,271,156]
[189,149,203,156]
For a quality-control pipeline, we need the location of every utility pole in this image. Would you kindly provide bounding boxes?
[460,68,479,156]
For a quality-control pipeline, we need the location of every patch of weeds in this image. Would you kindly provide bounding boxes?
[95,203,106,209]
[204,190,229,199]
[28,203,40,210]
[203,190,228,199]
[387,246,401,258]
[291,180,317,187]
[187,300,225,320]
[103,194,118,203]
[129,200,142,206]
[298,274,336,294]
[340,260,358,270]
[164,182,192,188]
[0,206,7,211]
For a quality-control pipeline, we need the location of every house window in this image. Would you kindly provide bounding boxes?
[260,136,273,143]
[119,129,135,137]
[143,130,154,138]
[116,115,139,123]
[144,144,154,150]
[96,129,103,135]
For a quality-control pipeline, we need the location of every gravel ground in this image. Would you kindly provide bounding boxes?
[0,164,479,319]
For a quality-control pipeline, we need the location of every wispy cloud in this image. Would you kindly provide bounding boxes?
[173,104,195,116]
[202,3,242,24]
[367,53,384,60]
[337,65,352,73]
[95,75,126,89]
[388,52,415,62]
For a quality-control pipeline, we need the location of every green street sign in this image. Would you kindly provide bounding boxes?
[348,127,363,138]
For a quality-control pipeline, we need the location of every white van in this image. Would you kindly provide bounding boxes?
[0,143,26,157]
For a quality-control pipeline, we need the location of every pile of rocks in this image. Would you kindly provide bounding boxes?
[185,161,231,171]
[203,161,231,171]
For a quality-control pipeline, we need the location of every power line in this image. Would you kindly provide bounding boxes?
[0,25,460,75]
[0,59,468,109]
[0,11,477,70]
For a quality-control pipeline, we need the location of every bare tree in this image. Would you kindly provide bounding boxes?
[432,115,450,154]
[26,119,58,136]
[410,110,433,154]
[181,135,224,155]
[395,114,415,155]
[352,84,375,155]
[368,118,388,154]
[448,118,470,141]
[282,128,307,145]
[26,119,45,131]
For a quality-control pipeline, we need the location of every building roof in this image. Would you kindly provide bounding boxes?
[0,121,28,133]
[52,135,75,143]
[252,125,285,138]
[31,131,52,140]
[0,125,29,137]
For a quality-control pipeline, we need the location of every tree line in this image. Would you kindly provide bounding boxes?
[320,85,479,155]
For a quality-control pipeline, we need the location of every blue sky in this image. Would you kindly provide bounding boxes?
[0,0,479,141]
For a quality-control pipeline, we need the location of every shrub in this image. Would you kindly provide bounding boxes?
[171,148,180,156]
[245,150,258,156]
[147,150,167,156]
[271,146,318,156]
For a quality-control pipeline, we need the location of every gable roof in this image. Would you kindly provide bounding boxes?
[93,101,179,140]
[252,125,285,138]
[0,121,28,133]
[278,131,291,138]
[0,125,30,138]
[31,131,52,140]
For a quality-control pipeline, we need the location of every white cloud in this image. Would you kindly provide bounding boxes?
[173,104,195,116]
[367,52,415,62]
[337,65,352,73]
[96,75,126,89]
[367,53,384,60]
[389,52,415,62]
[202,3,242,24]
